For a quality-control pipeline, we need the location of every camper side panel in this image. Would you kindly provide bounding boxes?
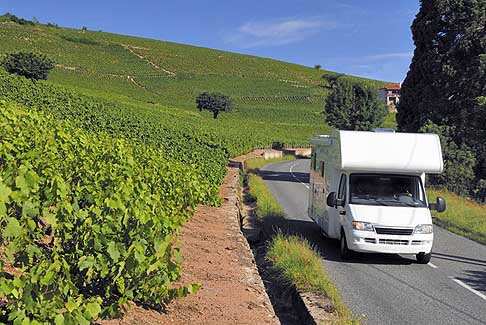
[309,135,341,238]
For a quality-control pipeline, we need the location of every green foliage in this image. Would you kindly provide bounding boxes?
[0,68,325,159]
[0,20,388,322]
[0,69,227,200]
[324,78,387,130]
[397,0,486,193]
[314,64,322,70]
[0,20,382,132]
[382,112,397,129]
[0,100,207,323]
[196,92,234,119]
[421,122,476,194]
[267,233,357,323]
[322,72,387,91]
[247,174,285,220]
[2,13,35,25]
[1,52,55,80]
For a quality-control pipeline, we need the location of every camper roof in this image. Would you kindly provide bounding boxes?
[313,130,443,174]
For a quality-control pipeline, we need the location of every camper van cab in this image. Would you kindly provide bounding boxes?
[309,130,446,264]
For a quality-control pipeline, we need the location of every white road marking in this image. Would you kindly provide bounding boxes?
[289,161,310,189]
[450,277,486,301]
[428,262,438,269]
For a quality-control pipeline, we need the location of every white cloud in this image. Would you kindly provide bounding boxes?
[225,18,335,48]
[365,52,414,60]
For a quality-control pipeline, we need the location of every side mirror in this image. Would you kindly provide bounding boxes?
[429,197,446,213]
[326,192,337,207]
[436,197,446,213]
[326,192,345,208]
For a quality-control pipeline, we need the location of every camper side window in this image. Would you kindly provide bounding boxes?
[311,153,317,170]
[320,161,325,177]
[338,174,347,202]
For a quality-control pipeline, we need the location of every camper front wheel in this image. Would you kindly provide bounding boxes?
[340,230,352,260]
[416,252,431,264]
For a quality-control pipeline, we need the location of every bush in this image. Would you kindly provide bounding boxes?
[420,122,477,194]
[2,52,55,80]
[3,13,35,25]
[0,100,203,323]
[324,78,387,130]
[196,92,234,119]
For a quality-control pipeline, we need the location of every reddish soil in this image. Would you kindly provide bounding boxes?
[102,166,278,325]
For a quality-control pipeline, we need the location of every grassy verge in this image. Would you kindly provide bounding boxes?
[245,155,296,173]
[245,154,296,220]
[267,233,357,324]
[243,154,355,323]
[428,189,486,245]
[247,174,286,220]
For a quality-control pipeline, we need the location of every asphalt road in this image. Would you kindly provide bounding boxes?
[261,159,486,325]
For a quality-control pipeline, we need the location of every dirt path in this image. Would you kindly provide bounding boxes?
[101,166,278,325]
[121,44,176,77]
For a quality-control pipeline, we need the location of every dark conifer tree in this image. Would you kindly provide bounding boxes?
[398,0,486,190]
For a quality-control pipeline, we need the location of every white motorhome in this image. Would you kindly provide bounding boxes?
[308,130,446,263]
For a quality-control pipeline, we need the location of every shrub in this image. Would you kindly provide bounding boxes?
[324,78,387,130]
[3,13,35,25]
[196,92,234,119]
[0,100,203,323]
[420,122,477,194]
[1,52,55,80]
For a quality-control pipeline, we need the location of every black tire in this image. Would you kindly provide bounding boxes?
[416,252,431,264]
[340,231,352,260]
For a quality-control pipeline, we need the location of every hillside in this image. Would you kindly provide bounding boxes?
[0,17,386,154]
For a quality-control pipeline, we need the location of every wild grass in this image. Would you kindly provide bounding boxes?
[267,233,358,324]
[428,189,486,244]
[247,174,286,220]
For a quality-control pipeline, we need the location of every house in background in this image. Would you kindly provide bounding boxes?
[378,83,401,112]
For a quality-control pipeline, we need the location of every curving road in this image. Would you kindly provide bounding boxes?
[261,159,486,325]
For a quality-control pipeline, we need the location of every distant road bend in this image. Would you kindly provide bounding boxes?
[261,159,486,325]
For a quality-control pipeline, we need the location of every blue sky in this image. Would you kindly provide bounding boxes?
[1,0,420,82]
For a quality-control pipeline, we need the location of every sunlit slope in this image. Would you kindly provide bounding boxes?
[0,19,384,111]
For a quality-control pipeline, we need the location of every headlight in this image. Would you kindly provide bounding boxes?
[414,224,433,234]
[352,221,374,231]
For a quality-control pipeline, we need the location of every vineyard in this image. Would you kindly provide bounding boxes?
[0,16,388,323]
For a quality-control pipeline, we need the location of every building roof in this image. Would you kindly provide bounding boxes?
[381,83,401,90]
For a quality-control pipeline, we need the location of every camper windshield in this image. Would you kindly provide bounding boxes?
[349,174,427,207]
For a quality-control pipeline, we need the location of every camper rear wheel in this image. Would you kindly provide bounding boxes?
[416,252,431,264]
[340,230,352,260]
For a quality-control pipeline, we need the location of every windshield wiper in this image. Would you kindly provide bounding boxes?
[376,198,418,207]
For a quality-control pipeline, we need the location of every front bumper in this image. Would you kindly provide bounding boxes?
[347,230,433,254]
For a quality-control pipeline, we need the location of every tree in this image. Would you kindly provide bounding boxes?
[314,64,322,70]
[1,52,55,80]
[397,0,486,194]
[324,78,387,130]
[420,122,476,194]
[196,92,234,119]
